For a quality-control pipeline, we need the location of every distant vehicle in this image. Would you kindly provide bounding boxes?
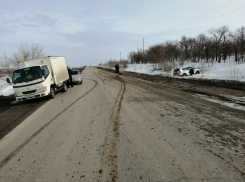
[6,56,69,101]
[71,69,82,84]
[173,66,200,76]
[173,68,180,76]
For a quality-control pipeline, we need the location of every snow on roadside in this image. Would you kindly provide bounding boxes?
[124,64,165,75]
[122,59,245,82]
[191,60,245,81]
[0,77,14,96]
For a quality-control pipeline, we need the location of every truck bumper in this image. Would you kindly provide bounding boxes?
[16,90,49,101]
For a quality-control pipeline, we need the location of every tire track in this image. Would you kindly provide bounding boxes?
[97,76,125,182]
[0,78,98,169]
[97,68,245,179]
[93,69,106,85]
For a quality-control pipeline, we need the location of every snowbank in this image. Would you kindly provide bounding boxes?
[189,60,245,81]
[122,59,245,81]
[1,85,14,96]
[0,77,14,96]
[124,64,165,75]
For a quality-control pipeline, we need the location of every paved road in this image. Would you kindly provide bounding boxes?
[0,67,244,182]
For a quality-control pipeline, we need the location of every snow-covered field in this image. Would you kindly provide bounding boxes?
[1,59,245,96]
[123,59,245,81]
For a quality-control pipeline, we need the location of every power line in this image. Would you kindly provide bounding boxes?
[127,0,244,54]
[130,39,144,48]
[145,5,245,44]
[144,0,242,42]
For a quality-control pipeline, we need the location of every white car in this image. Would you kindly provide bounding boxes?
[71,70,82,84]
[173,66,200,76]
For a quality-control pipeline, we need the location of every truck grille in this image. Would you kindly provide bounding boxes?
[22,90,37,95]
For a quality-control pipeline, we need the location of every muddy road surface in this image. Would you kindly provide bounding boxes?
[0,96,46,140]
[0,67,244,182]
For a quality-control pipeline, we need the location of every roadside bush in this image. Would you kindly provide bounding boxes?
[119,60,128,68]
[108,60,118,68]
[163,62,173,73]
[151,64,158,71]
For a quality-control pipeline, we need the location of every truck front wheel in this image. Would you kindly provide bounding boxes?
[49,87,55,99]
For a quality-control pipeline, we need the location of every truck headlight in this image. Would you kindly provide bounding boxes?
[37,86,47,93]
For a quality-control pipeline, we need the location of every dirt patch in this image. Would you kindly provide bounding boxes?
[0,95,15,112]
[0,97,45,140]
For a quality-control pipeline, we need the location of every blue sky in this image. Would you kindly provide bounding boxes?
[0,0,245,67]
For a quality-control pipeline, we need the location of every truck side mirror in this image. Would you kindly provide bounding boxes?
[6,78,11,84]
[41,69,45,75]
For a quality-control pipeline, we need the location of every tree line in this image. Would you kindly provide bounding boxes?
[128,25,245,66]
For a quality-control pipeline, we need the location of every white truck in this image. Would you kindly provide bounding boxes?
[7,56,70,101]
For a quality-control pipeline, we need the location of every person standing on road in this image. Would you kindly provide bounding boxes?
[67,67,73,88]
[115,64,119,74]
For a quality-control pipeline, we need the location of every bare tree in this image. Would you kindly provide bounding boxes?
[203,37,215,65]
[128,50,144,64]
[30,43,45,59]
[12,53,22,67]
[209,25,229,63]
[165,41,180,62]
[17,42,30,61]
[172,41,180,61]
[195,34,207,61]
[12,43,45,65]
[237,26,245,62]
[179,36,194,62]
[230,31,241,63]
[188,38,196,62]
[147,44,166,64]
[128,52,135,64]
[0,52,14,76]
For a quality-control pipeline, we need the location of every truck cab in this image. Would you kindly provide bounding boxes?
[9,65,53,101]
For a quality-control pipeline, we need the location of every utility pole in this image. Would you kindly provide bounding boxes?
[143,38,144,63]
[120,52,121,61]
[143,38,144,54]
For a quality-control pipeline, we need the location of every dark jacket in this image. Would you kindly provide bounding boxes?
[68,68,72,78]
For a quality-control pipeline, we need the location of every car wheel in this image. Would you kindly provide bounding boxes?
[196,71,200,74]
[183,73,187,76]
[49,87,55,99]
[62,82,67,92]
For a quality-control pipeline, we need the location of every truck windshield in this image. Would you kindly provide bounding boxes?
[12,66,42,84]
